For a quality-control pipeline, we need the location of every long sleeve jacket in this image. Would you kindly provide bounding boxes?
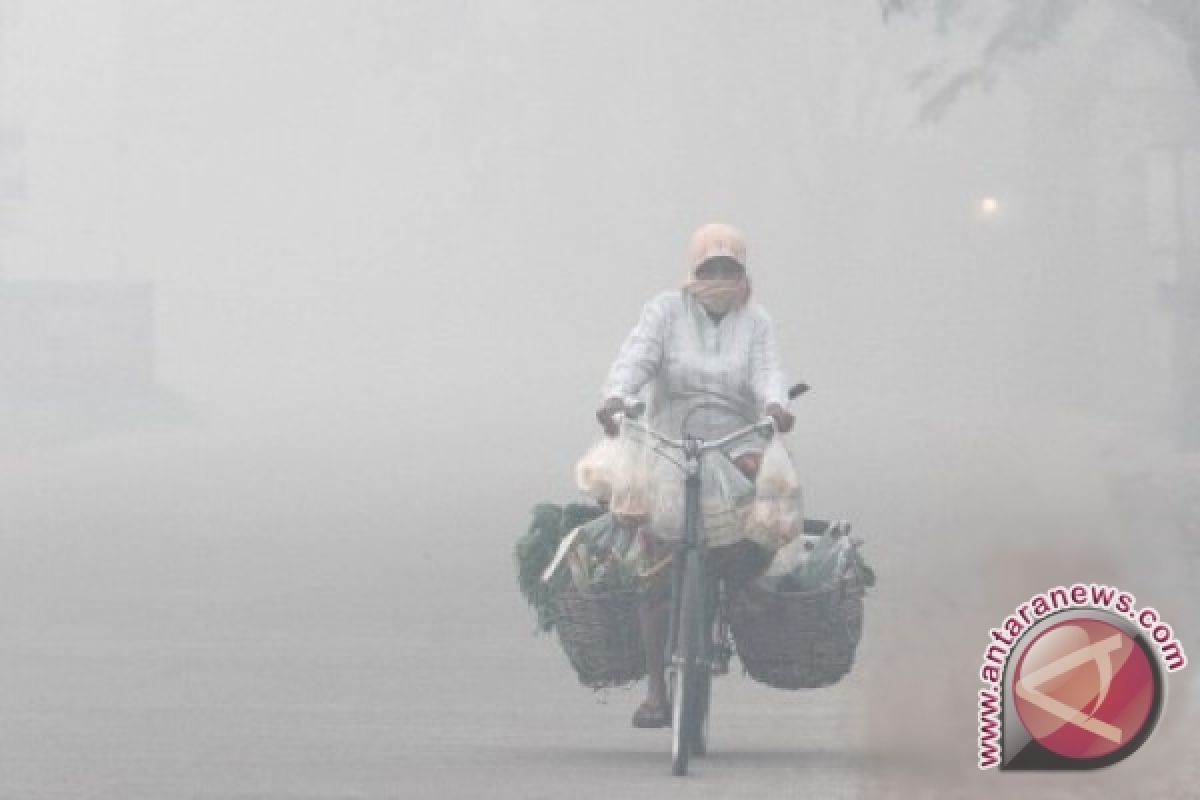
[602,289,792,459]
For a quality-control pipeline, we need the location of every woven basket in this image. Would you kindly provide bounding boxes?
[726,577,865,690]
[551,583,646,689]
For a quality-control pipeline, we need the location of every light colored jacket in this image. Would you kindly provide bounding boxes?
[602,289,792,460]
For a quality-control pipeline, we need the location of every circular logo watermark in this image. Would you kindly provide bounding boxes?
[1011,616,1160,765]
[976,585,1185,771]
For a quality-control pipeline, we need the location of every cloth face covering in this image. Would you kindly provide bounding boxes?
[686,255,751,314]
[684,277,751,314]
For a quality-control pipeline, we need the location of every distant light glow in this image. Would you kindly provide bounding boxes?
[979,195,1000,216]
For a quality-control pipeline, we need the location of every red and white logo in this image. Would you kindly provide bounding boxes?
[1012,618,1157,761]
[976,585,1185,771]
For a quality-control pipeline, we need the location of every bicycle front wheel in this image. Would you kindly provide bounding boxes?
[671,549,703,776]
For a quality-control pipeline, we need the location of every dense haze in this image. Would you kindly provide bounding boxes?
[2,2,1198,797]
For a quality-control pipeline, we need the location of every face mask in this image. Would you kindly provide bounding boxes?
[685,277,750,314]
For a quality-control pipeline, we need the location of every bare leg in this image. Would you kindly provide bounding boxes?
[638,597,670,707]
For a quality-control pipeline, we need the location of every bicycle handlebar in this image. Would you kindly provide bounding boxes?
[617,415,774,453]
[612,381,808,453]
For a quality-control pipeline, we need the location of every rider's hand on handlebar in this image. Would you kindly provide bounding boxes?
[596,397,626,437]
[765,402,795,434]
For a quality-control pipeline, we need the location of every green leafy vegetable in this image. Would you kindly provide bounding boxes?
[515,502,605,631]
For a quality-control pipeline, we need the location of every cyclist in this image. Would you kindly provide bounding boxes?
[596,222,797,728]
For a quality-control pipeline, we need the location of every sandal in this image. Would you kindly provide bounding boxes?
[632,699,671,729]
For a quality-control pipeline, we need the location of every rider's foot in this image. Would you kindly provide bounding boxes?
[632,699,671,729]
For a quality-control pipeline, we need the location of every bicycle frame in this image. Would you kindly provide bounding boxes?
[619,413,773,775]
[666,434,703,704]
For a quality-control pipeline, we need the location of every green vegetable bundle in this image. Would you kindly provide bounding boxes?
[516,502,605,631]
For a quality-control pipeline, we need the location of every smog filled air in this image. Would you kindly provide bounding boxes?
[1,2,1197,797]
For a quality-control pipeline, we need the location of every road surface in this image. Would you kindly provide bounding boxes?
[1,425,1196,798]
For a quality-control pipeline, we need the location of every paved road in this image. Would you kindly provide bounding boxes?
[1,428,1196,798]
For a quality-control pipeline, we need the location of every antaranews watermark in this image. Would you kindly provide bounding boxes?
[978,583,1187,771]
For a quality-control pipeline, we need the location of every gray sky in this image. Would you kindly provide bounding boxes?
[1,0,1197,507]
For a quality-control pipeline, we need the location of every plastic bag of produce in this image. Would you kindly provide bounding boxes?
[741,435,804,550]
[645,450,754,545]
[788,529,846,590]
[759,522,873,593]
[574,437,624,503]
[758,434,802,496]
[608,426,658,526]
[562,512,645,590]
[702,452,757,546]
[762,531,817,580]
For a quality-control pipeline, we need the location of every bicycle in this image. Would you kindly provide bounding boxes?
[618,382,809,776]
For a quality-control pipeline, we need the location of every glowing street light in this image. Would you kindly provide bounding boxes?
[979,195,1000,217]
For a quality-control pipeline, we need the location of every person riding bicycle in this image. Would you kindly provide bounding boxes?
[596,222,797,728]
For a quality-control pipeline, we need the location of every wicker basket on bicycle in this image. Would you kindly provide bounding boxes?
[551,582,646,689]
[726,573,865,690]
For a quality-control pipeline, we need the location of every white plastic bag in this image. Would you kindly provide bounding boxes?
[701,453,757,546]
[574,437,623,503]
[644,452,754,545]
[742,436,804,550]
[763,532,816,578]
[766,529,849,591]
[608,427,658,526]
[758,435,802,496]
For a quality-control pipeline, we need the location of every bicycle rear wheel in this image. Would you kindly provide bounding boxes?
[690,668,710,757]
[671,550,703,776]
[690,595,716,758]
